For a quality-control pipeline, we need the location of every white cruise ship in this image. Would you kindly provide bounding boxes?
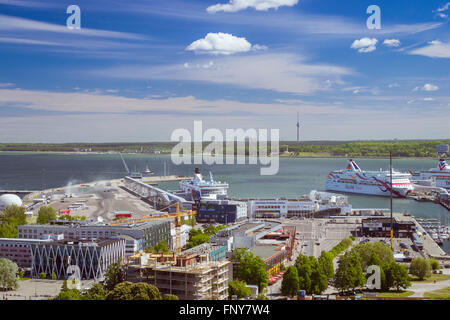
[179,168,229,201]
[326,159,413,197]
[412,159,450,189]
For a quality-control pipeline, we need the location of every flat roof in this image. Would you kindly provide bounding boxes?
[20,219,170,230]
[250,244,283,261]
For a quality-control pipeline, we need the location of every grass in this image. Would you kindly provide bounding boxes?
[377,290,414,298]
[410,274,450,283]
[423,287,450,300]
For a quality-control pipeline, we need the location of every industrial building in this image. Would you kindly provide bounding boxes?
[360,217,416,238]
[196,200,247,224]
[126,253,230,300]
[30,238,125,280]
[18,219,171,252]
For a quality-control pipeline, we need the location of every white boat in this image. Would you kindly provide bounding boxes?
[412,159,450,189]
[144,165,154,175]
[179,168,229,201]
[326,159,413,197]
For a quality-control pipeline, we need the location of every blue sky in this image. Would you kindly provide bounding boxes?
[0,0,448,142]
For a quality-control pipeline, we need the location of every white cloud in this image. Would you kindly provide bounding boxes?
[186,32,265,55]
[388,82,399,88]
[423,97,435,101]
[383,39,401,47]
[436,2,450,12]
[412,86,419,92]
[93,53,354,94]
[207,0,299,13]
[422,83,439,91]
[408,40,450,58]
[351,38,378,53]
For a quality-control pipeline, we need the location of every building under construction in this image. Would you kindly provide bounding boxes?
[126,253,230,300]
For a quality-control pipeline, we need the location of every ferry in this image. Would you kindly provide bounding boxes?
[326,159,413,197]
[411,159,450,189]
[179,168,228,201]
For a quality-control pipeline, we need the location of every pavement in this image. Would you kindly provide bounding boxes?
[409,279,450,297]
[1,279,95,300]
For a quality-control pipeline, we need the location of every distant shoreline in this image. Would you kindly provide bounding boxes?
[0,150,441,160]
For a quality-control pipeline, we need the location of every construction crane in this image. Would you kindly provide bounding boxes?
[109,201,196,253]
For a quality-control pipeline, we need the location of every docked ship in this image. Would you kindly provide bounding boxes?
[179,168,229,201]
[326,159,413,197]
[410,159,450,189]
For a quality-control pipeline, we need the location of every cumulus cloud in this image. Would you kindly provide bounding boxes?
[351,38,378,53]
[186,32,265,55]
[408,40,450,58]
[207,0,299,13]
[422,83,439,91]
[383,39,401,47]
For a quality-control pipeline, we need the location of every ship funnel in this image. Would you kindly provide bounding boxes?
[438,160,449,171]
[346,159,361,172]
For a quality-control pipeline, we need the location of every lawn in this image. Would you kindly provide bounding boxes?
[423,287,450,300]
[377,290,414,298]
[410,274,450,283]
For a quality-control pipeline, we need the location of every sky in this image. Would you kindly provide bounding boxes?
[0,0,449,142]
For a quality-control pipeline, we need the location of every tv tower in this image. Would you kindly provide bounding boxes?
[296,112,300,142]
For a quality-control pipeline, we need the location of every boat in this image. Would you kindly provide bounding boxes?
[144,165,154,175]
[179,168,229,200]
[411,159,450,189]
[326,159,413,197]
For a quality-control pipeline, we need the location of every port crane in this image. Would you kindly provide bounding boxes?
[110,201,196,253]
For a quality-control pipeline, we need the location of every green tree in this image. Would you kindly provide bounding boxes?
[146,240,170,254]
[281,266,299,297]
[318,251,334,279]
[0,258,19,290]
[228,280,252,299]
[383,262,411,291]
[409,258,432,280]
[334,252,365,293]
[295,254,312,293]
[232,248,269,292]
[308,256,328,294]
[0,205,26,238]
[106,282,162,300]
[53,289,84,300]
[39,272,47,279]
[83,283,108,300]
[103,259,125,291]
[51,271,57,280]
[350,242,394,271]
[61,280,69,292]
[163,294,179,300]
[37,206,57,224]
[430,259,440,271]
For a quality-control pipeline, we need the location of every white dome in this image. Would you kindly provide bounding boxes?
[0,194,23,209]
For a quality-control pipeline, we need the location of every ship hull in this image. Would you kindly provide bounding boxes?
[325,181,410,197]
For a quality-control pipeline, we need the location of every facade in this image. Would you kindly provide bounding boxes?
[197,200,247,223]
[170,224,192,252]
[18,220,171,251]
[127,254,230,300]
[361,218,416,238]
[30,238,125,280]
[0,234,63,269]
[248,198,316,219]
